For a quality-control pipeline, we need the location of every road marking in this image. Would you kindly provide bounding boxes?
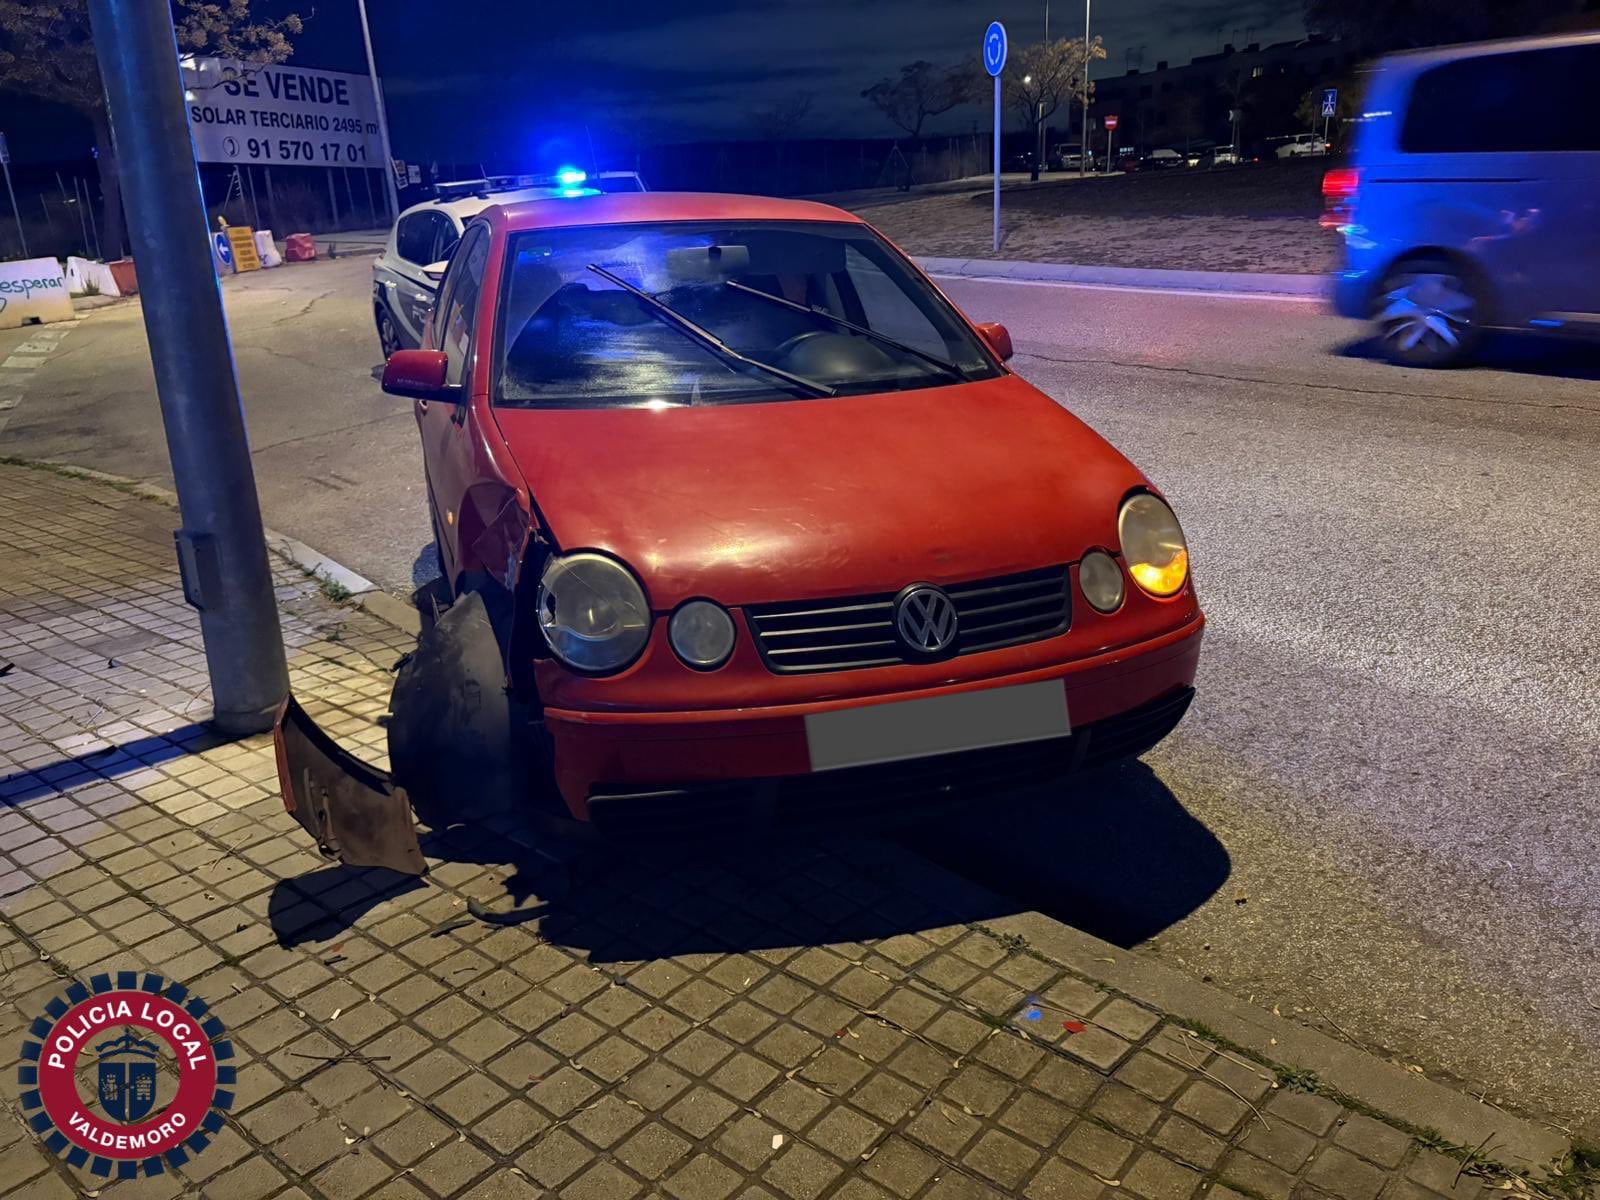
[930,274,1326,304]
[0,323,75,438]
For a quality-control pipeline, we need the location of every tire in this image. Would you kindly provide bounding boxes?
[388,590,543,830]
[1372,257,1483,368]
[376,305,402,360]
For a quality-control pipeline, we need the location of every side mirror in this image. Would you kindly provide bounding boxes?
[975,322,1014,363]
[422,261,449,284]
[382,349,455,400]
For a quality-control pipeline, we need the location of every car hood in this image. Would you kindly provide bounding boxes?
[493,375,1149,609]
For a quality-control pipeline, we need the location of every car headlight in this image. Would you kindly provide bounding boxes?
[1118,494,1190,597]
[1079,549,1125,613]
[537,553,651,672]
[669,600,736,669]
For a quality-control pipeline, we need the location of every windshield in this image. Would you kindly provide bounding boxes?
[493,221,1001,407]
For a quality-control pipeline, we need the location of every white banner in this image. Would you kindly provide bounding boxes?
[0,258,73,330]
[181,56,383,168]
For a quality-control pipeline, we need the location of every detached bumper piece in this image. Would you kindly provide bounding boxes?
[586,685,1195,837]
[273,695,427,876]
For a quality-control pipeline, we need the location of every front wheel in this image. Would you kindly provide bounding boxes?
[1373,259,1482,368]
[376,304,402,360]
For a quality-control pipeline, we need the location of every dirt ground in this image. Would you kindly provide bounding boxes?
[846,161,1343,275]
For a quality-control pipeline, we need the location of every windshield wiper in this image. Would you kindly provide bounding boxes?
[586,265,835,399]
[724,279,966,382]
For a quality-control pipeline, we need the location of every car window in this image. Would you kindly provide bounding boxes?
[1402,44,1600,153]
[494,220,1000,408]
[434,220,461,265]
[395,213,438,265]
[436,225,490,386]
[843,247,950,361]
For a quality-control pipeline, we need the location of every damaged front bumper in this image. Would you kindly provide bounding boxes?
[273,695,427,876]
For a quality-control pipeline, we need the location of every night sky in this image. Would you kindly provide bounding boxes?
[5,0,1307,165]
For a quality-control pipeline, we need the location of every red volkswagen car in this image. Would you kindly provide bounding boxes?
[277,193,1201,866]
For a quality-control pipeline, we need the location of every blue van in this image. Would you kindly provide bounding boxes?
[1329,33,1600,366]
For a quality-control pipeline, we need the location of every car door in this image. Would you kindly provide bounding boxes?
[1394,41,1600,323]
[387,211,454,348]
[417,222,491,590]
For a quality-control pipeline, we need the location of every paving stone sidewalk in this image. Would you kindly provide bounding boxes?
[0,462,1578,1200]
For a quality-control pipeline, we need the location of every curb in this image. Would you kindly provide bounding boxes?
[0,456,1576,1173]
[70,293,129,312]
[987,911,1570,1173]
[916,255,1328,298]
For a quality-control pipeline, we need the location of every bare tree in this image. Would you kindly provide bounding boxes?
[0,0,301,258]
[861,61,974,140]
[1004,36,1106,179]
[748,90,815,187]
[748,90,815,142]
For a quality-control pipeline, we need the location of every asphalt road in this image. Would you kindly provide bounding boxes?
[3,258,1598,1130]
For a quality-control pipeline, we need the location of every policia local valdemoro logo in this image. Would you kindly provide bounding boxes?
[19,972,234,1179]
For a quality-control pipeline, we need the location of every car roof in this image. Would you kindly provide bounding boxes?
[1378,29,1600,72]
[481,192,865,234]
[399,187,571,224]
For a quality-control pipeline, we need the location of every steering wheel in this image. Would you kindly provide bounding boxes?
[773,330,834,361]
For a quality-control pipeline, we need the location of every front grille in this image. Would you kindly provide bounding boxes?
[746,565,1071,675]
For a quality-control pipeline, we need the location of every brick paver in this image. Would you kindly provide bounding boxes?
[0,463,1559,1199]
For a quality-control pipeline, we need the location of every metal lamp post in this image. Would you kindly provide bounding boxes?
[83,0,290,735]
[357,0,401,221]
[1080,0,1092,177]
[1036,2,1049,178]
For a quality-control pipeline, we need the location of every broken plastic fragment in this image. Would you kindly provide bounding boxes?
[1063,1020,1087,1034]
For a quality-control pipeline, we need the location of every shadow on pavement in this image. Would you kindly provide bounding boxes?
[267,762,1227,958]
[893,761,1231,949]
[1337,329,1600,381]
[0,722,222,811]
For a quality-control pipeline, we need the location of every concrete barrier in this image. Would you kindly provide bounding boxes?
[0,258,75,329]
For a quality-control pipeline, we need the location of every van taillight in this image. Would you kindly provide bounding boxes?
[1321,168,1360,228]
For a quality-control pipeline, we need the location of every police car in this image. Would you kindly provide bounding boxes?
[372,169,647,356]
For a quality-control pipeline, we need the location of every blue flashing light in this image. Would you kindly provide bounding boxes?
[557,186,600,198]
[554,166,588,187]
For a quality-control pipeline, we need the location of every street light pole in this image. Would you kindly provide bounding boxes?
[356,0,401,221]
[1037,1,1048,175]
[1080,0,1092,177]
[0,136,25,257]
[84,0,290,735]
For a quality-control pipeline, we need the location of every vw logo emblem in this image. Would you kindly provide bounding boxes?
[896,586,958,655]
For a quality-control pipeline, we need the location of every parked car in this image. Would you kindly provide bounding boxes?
[1142,148,1185,170]
[1048,144,1099,171]
[1330,32,1600,366]
[372,170,648,356]
[277,191,1204,859]
[1273,134,1330,159]
[1208,145,1242,167]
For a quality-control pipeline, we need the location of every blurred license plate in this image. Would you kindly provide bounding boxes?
[805,680,1070,772]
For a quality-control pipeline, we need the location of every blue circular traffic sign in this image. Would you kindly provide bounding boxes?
[983,21,1008,77]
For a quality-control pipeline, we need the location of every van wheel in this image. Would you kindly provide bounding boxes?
[1373,259,1482,368]
[376,305,402,359]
